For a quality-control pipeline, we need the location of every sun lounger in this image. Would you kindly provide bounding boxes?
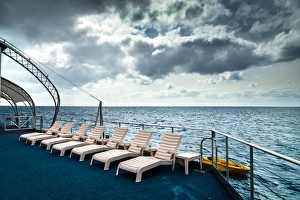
[69,127,128,161]
[56,122,75,137]
[26,122,75,146]
[116,133,182,182]
[39,122,75,150]
[90,129,153,170]
[18,121,64,142]
[50,126,105,156]
[41,123,88,150]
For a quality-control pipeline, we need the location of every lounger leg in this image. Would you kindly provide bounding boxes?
[116,165,120,176]
[172,159,175,171]
[90,157,94,165]
[70,152,73,158]
[79,153,85,161]
[136,169,142,182]
[60,149,66,156]
[104,161,111,170]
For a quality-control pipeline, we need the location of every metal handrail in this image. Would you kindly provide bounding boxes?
[108,121,300,165]
[106,120,300,200]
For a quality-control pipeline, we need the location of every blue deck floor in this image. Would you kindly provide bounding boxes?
[0,130,234,200]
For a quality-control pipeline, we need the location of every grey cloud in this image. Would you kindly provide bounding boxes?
[0,0,148,42]
[249,82,258,88]
[1,0,299,85]
[133,37,268,80]
[280,45,300,62]
[219,72,243,81]
[166,82,173,90]
[218,0,293,41]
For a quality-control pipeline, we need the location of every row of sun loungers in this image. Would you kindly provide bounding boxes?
[18,121,182,182]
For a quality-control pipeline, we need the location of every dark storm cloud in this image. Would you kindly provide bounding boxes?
[133,37,268,79]
[1,0,299,85]
[0,0,149,42]
[0,0,101,42]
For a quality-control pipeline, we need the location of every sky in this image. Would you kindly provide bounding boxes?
[0,0,300,107]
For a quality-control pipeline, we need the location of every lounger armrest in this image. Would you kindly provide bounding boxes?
[94,137,103,143]
[42,127,51,132]
[100,138,109,145]
[123,142,131,150]
[167,150,177,155]
[58,133,73,138]
[110,139,123,144]
[81,135,88,141]
[51,130,59,135]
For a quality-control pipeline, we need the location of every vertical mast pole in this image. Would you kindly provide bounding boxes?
[94,100,103,126]
[0,46,2,106]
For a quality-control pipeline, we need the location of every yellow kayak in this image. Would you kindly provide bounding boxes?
[202,157,250,175]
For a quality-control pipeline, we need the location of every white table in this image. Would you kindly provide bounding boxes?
[176,152,201,175]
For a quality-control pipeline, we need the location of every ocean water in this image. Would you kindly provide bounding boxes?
[1,106,299,199]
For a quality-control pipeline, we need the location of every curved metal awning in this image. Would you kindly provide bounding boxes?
[1,77,36,117]
[0,37,60,125]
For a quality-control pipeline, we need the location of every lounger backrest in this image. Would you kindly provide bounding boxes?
[72,124,91,140]
[60,122,75,133]
[45,121,64,135]
[154,133,182,160]
[44,121,64,134]
[43,121,63,130]
[128,130,153,153]
[106,127,128,148]
[85,126,106,144]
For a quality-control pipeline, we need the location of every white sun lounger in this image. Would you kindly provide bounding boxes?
[40,123,88,151]
[116,133,182,182]
[69,127,128,161]
[50,126,105,156]
[90,129,153,170]
[39,122,75,150]
[18,121,63,142]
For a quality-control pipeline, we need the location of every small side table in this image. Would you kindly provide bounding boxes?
[176,152,201,175]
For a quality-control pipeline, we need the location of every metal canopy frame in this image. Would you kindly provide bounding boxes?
[0,37,60,125]
[1,77,36,117]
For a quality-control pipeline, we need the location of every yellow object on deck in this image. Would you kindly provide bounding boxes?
[202,157,250,175]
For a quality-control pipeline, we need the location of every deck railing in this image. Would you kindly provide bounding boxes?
[3,115,43,131]
[105,121,300,200]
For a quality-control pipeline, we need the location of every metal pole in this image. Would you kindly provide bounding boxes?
[99,101,103,126]
[226,137,229,180]
[94,101,103,126]
[211,131,215,166]
[250,146,254,200]
[0,46,2,107]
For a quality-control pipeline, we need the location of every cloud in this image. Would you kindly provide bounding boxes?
[249,82,258,88]
[1,0,300,86]
[165,82,174,90]
[219,71,243,81]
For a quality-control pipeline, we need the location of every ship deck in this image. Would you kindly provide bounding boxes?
[0,129,234,200]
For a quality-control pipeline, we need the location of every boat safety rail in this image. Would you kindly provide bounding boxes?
[108,121,212,132]
[210,129,300,200]
[3,115,43,131]
[104,120,300,200]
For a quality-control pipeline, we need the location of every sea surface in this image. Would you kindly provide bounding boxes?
[1,106,299,199]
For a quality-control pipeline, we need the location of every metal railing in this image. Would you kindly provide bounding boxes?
[105,120,300,200]
[3,115,43,131]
